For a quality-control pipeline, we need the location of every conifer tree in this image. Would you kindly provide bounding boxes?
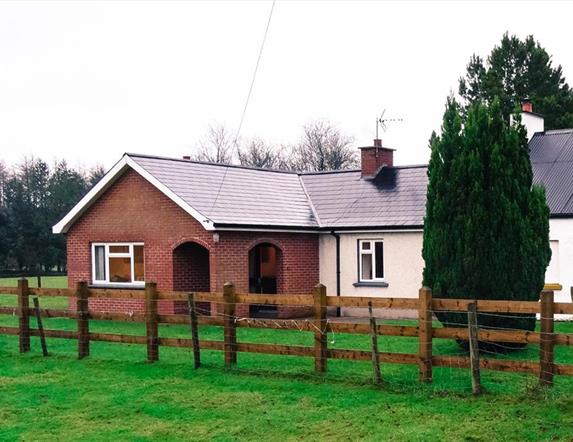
[423,97,551,346]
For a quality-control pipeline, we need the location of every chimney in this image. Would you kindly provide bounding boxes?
[182,155,191,160]
[360,139,395,179]
[518,99,544,141]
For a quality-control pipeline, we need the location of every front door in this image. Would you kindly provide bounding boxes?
[249,244,278,317]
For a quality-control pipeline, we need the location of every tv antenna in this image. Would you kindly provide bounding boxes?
[376,109,403,139]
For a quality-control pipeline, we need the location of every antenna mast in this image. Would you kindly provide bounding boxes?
[376,109,403,139]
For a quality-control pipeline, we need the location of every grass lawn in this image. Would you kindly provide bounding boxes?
[1,277,572,440]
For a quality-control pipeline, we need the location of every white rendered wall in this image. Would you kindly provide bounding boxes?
[319,231,424,317]
[549,218,573,305]
[319,222,572,316]
[522,112,545,140]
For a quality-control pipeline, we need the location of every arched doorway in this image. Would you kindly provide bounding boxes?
[249,243,280,317]
[173,241,210,314]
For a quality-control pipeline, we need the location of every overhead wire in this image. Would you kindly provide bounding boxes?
[208,0,276,217]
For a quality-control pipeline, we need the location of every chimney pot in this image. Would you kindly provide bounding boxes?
[373,138,382,147]
[183,155,191,160]
[521,100,533,113]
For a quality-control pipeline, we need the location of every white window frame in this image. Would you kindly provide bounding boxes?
[358,239,385,282]
[91,242,145,287]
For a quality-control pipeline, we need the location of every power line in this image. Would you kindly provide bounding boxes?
[234,0,276,145]
[209,0,276,218]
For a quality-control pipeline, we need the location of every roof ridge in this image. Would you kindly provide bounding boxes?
[298,175,322,227]
[543,128,573,135]
[125,152,301,175]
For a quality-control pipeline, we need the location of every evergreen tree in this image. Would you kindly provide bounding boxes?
[459,33,573,129]
[423,98,551,347]
[87,165,106,188]
[46,161,88,270]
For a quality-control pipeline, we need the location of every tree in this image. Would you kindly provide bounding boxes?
[422,97,551,348]
[87,165,106,188]
[237,138,288,169]
[47,160,89,271]
[0,158,92,273]
[0,162,9,268]
[194,124,235,164]
[4,158,51,271]
[288,121,358,172]
[459,33,573,129]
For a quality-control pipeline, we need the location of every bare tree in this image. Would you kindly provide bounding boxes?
[237,138,289,170]
[0,161,8,206]
[194,124,235,164]
[288,121,358,172]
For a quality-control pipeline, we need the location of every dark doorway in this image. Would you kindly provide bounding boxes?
[249,243,279,317]
[173,242,210,315]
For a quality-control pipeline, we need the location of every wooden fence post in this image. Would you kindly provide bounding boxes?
[418,286,432,383]
[539,290,555,387]
[33,297,49,357]
[188,293,201,369]
[145,282,159,362]
[223,282,237,368]
[18,278,30,353]
[77,281,90,359]
[467,302,481,395]
[313,284,327,373]
[368,301,382,386]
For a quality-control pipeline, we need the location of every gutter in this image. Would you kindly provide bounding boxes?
[330,230,341,317]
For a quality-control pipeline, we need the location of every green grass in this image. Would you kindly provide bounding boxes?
[0,277,572,440]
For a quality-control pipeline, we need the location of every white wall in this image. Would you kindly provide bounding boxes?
[520,112,545,140]
[319,231,424,316]
[320,221,572,316]
[549,218,573,304]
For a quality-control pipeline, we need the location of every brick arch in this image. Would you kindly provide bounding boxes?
[171,236,212,252]
[172,241,211,291]
[246,237,284,253]
[247,239,284,295]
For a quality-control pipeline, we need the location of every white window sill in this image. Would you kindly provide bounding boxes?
[89,283,145,290]
[353,281,389,288]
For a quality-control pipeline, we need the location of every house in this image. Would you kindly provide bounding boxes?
[52,104,572,317]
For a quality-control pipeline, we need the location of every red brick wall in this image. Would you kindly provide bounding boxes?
[66,168,319,317]
[360,147,394,177]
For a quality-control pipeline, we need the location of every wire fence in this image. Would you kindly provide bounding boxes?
[0,279,572,394]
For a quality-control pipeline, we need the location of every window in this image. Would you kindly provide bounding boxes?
[358,239,384,281]
[91,243,144,286]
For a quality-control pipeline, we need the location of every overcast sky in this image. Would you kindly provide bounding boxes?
[1,1,572,170]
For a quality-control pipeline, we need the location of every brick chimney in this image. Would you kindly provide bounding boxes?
[517,99,544,141]
[360,139,395,178]
[521,100,533,113]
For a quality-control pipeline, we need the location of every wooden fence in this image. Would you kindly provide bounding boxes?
[0,280,572,389]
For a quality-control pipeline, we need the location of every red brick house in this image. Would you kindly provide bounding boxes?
[53,153,325,317]
[53,140,430,318]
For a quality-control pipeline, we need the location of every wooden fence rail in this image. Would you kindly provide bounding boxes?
[0,281,572,390]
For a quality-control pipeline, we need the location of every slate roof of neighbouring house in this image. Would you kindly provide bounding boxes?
[529,129,573,216]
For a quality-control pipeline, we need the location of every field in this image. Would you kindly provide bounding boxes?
[1,277,572,441]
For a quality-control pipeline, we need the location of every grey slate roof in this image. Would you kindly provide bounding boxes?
[129,154,318,228]
[530,129,573,216]
[301,166,428,228]
[126,131,573,232]
[128,153,429,230]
